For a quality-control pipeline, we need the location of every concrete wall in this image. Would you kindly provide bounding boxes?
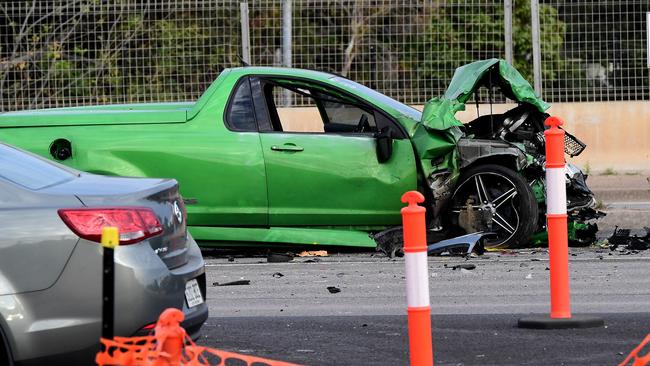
[279,101,650,173]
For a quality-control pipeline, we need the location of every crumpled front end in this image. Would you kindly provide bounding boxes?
[409,58,603,247]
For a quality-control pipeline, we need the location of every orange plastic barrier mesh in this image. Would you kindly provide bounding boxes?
[619,334,650,366]
[96,308,301,366]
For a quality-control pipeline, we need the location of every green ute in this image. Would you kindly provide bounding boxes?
[0,60,601,250]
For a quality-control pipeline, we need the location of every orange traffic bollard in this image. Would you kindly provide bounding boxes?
[153,308,186,366]
[544,116,571,318]
[518,116,603,329]
[401,191,434,366]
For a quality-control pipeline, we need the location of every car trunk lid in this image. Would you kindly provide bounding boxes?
[44,173,190,269]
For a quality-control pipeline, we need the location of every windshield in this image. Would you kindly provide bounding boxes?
[0,144,77,190]
[329,76,422,121]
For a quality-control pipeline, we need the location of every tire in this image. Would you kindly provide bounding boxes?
[448,164,538,248]
[0,325,12,366]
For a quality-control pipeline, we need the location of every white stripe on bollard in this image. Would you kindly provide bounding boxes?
[545,167,567,214]
[405,251,430,308]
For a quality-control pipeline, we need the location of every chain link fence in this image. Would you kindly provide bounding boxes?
[0,0,240,111]
[1,0,648,111]
[539,0,650,102]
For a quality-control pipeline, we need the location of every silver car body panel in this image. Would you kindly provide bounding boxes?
[1,237,205,362]
[0,183,83,295]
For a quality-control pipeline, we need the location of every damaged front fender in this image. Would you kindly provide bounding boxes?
[456,138,529,171]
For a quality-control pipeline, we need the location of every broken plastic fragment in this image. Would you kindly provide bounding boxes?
[213,280,250,286]
[268,253,293,263]
[327,286,341,294]
[450,264,476,270]
[296,250,328,257]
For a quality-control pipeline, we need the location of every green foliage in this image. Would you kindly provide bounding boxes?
[1,0,647,111]
[0,1,240,110]
[602,168,617,176]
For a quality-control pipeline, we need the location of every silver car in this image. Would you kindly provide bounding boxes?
[0,143,208,365]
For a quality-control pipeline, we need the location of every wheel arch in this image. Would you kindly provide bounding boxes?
[456,138,528,173]
[0,319,14,366]
[461,153,523,174]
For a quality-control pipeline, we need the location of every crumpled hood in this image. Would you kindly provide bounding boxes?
[420,58,550,131]
[410,59,549,178]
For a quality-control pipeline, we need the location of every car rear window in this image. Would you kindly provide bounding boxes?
[0,144,76,190]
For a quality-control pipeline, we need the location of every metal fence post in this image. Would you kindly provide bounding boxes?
[504,0,513,65]
[530,0,542,96]
[282,0,292,106]
[240,2,251,65]
[646,12,649,95]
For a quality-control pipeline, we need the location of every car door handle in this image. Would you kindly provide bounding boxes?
[271,144,304,152]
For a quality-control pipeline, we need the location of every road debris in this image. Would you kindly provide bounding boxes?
[213,280,251,286]
[272,272,284,278]
[446,264,476,271]
[327,286,341,294]
[608,226,650,251]
[303,258,322,263]
[267,253,293,263]
[296,250,328,257]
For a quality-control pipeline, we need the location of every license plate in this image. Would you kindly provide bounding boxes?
[185,279,204,308]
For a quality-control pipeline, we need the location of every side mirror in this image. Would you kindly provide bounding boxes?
[375,127,393,163]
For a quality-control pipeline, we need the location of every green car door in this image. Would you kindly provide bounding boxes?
[247,76,418,226]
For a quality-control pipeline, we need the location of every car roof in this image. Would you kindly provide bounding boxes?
[223,67,339,82]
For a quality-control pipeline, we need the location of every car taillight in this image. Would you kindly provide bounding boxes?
[58,207,164,245]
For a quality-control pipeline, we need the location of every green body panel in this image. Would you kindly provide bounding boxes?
[530,221,589,246]
[190,226,376,248]
[0,104,190,127]
[443,58,550,112]
[419,58,549,133]
[259,133,416,226]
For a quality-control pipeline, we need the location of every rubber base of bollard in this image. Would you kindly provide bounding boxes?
[518,315,604,329]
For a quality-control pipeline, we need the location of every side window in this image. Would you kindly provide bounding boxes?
[274,88,324,133]
[261,81,376,134]
[319,97,376,134]
[226,78,257,131]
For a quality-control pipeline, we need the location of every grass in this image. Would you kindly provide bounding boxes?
[601,167,617,176]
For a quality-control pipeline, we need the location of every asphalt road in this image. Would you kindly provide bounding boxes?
[195,187,650,365]
[198,249,650,365]
[199,313,648,365]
